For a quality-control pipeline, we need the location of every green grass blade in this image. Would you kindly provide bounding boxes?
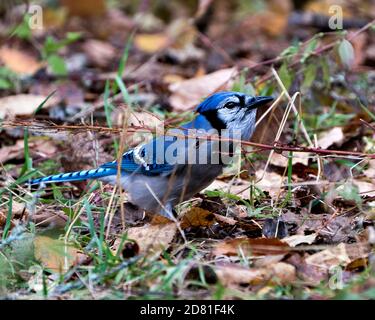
[33,90,56,116]
[3,193,13,240]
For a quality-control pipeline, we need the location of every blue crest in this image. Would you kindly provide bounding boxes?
[196,91,240,113]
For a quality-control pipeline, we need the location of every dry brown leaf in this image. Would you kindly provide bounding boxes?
[317,127,344,149]
[349,32,367,67]
[0,94,56,118]
[213,213,237,225]
[282,233,317,247]
[0,140,24,163]
[82,39,116,68]
[269,152,310,167]
[286,253,328,284]
[215,264,267,286]
[366,44,375,61]
[305,242,371,270]
[1,201,29,228]
[34,236,78,272]
[163,74,186,84]
[150,214,173,225]
[204,179,251,199]
[181,207,216,229]
[352,180,375,197]
[0,47,42,76]
[0,212,10,227]
[0,139,57,163]
[253,254,286,268]
[123,222,177,255]
[268,262,296,284]
[169,68,237,111]
[345,258,368,271]
[255,169,285,198]
[213,237,290,257]
[215,262,295,286]
[134,33,169,53]
[31,210,68,228]
[363,159,375,178]
[113,110,163,129]
[61,0,106,16]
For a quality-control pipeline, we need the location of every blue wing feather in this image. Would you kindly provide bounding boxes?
[101,113,216,176]
[100,137,176,176]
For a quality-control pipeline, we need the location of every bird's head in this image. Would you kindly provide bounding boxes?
[196,91,273,141]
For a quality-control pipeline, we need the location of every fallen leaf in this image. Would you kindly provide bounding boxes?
[204,179,251,199]
[213,213,237,225]
[213,237,290,257]
[134,33,169,53]
[0,47,42,76]
[0,139,57,163]
[345,258,368,271]
[181,207,216,229]
[34,236,78,272]
[282,233,317,247]
[113,109,163,130]
[305,243,370,270]
[349,32,367,67]
[0,200,25,224]
[121,222,177,256]
[82,39,116,68]
[163,74,186,84]
[0,140,25,163]
[169,68,237,111]
[366,44,375,61]
[253,254,286,268]
[31,210,68,228]
[363,159,375,178]
[150,214,173,225]
[352,180,375,197]
[61,0,106,16]
[0,212,10,227]
[269,152,310,167]
[267,262,296,284]
[317,127,344,149]
[215,264,267,286]
[286,253,328,284]
[255,169,285,198]
[215,262,295,286]
[0,94,56,118]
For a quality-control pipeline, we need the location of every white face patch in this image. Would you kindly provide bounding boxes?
[217,107,257,141]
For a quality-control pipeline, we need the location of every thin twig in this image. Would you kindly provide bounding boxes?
[2,120,374,159]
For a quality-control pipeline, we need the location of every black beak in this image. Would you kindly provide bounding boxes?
[247,96,274,109]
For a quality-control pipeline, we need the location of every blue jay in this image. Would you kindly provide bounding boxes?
[30,92,273,219]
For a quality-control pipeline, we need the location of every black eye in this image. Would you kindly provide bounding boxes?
[225,102,237,109]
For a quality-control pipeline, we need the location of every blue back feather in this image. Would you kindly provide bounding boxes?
[30,91,236,185]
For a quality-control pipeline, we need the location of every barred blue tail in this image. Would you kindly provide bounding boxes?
[29,167,117,185]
